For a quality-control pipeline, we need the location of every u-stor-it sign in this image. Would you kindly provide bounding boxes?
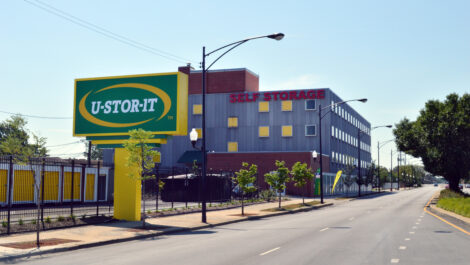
[74,72,188,136]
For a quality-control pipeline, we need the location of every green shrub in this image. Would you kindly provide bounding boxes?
[31,219,36,225]
[2,220,7,227]
[18,219,24,225]
[260,189,277,202]
[57,216,65,222]
[69,215,76,221]
[45,216,51,224]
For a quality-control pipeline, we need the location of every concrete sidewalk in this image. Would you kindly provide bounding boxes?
[0,199,334,261]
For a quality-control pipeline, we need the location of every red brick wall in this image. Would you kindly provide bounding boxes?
[207,152,330,197]
[183,69,259,94]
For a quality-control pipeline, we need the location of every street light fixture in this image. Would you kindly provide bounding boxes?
[199,33,284,223]
[357,125,392,197]
[317,98,367,204]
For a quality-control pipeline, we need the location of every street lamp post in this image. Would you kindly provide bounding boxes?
[377,139,394,192]
[357,125,391,197]
[317,98,367,203]
[199,33,284,223]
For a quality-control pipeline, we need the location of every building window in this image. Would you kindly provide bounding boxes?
[228,142,238,152]
[259,101,269,112]
[259,126,270,137]
[281,100,292,111]
[282,125,293,137]
[305,100,316,110]
[305,125,316,136]
[193,104,202,115]
[331,126,335,137]
[228,117,238,128]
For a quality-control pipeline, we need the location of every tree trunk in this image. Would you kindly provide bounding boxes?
[241,193,244,216]
[278,192,281,209]
[448,177,460,192]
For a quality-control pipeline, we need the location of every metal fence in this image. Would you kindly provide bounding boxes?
[0,156,112,235]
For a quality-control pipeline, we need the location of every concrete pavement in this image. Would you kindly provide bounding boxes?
[0,198,334,261]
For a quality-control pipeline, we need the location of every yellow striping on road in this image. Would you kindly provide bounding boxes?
[424,195,470,236]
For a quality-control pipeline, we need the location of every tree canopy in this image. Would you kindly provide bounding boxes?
[393,93,470,192]
[0,115,47,158]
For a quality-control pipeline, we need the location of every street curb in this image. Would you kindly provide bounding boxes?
[0,202,333,262]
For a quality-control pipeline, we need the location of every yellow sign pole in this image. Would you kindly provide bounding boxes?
[113,148,141,221]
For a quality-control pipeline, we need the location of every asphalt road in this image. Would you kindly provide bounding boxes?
[10,186,470,265]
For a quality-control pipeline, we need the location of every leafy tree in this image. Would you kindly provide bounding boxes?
[123,129,160,227]
[234,162,258,216]
[342,164,355,196]
[364,163,376,192]
[394,93,470,192]
[82,140,103,160]
[0,115,47,158]
[264,160,290,209]
[290,162,314,204]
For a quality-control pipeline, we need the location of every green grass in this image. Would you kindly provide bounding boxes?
[437,189,470,218]
[262,201,320,212]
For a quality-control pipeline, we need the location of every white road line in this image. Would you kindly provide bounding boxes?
[260,247,281,256]
[409,231,415,234]
[399,246,407,250]
[418,219,422,222]
[416,222,420,225]
[349,217,355,221]
[320,227,329,232]
[391,258,400,263]
[405,238,411,241]
[412,226,417,229]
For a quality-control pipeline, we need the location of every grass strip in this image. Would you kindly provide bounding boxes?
[261,201,321,212]
[436,189,470,218]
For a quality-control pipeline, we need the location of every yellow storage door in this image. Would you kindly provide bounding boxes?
[63,172,81,200]
[85,173,95,201]
[0,169,7,203]
[41,171,59,201]
[13,170,34,202]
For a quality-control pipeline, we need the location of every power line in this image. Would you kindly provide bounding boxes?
[46,141,82,148]
[0,110,72,119]
[24,0,196,65]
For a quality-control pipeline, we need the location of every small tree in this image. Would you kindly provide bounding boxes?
[123,129,160,228]
[234,162,257,216]
[342,164,355,196]
[264,160,290,209]
[291,162,314,204]
[364,164,376,193]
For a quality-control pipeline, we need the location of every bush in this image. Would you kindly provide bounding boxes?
[57,216,65,222]
[2,220,7,228]
[31,219,36,225]
[45,216,51,224]
[260,189,277,202]
[18,219,24,225]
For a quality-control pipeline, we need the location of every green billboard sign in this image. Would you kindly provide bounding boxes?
[74,72,188,137]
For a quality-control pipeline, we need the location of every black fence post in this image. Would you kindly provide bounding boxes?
[171,167,174,209]
[96,161,100,216]
[41,158,45,226]
[185,168,188,209]
[7,156,13,234]
[155,167,159,212]
[71,159,74,218]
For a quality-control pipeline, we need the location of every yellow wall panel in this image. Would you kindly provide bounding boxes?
[85,173,95,201]
[195,128,203,139]
[228,142,238,152]
[228,117,238,128]
[13,170,34,202]
[41,171,59,201]
[258,102,269,112]
[282,100,292,111]
[192,104,202,115]
[114,148,141,221]
[0,169,7,203]
[259,126,270,137]
[63,172,81,200]
[282,125,293,137]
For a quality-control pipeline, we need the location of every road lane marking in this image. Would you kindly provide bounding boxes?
[418,219,422,222]
[349,217,355,221]
[412,226,417,229]
[424,195,470,236]
[399,246,407,250]
[405,238,411,241]
[415,222,420,225]
[320,227,329,232]
[260,247,280,256]
[391,258,400,263]
[409,231,415,234]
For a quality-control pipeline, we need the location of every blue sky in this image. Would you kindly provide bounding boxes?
[1,0,469,168]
